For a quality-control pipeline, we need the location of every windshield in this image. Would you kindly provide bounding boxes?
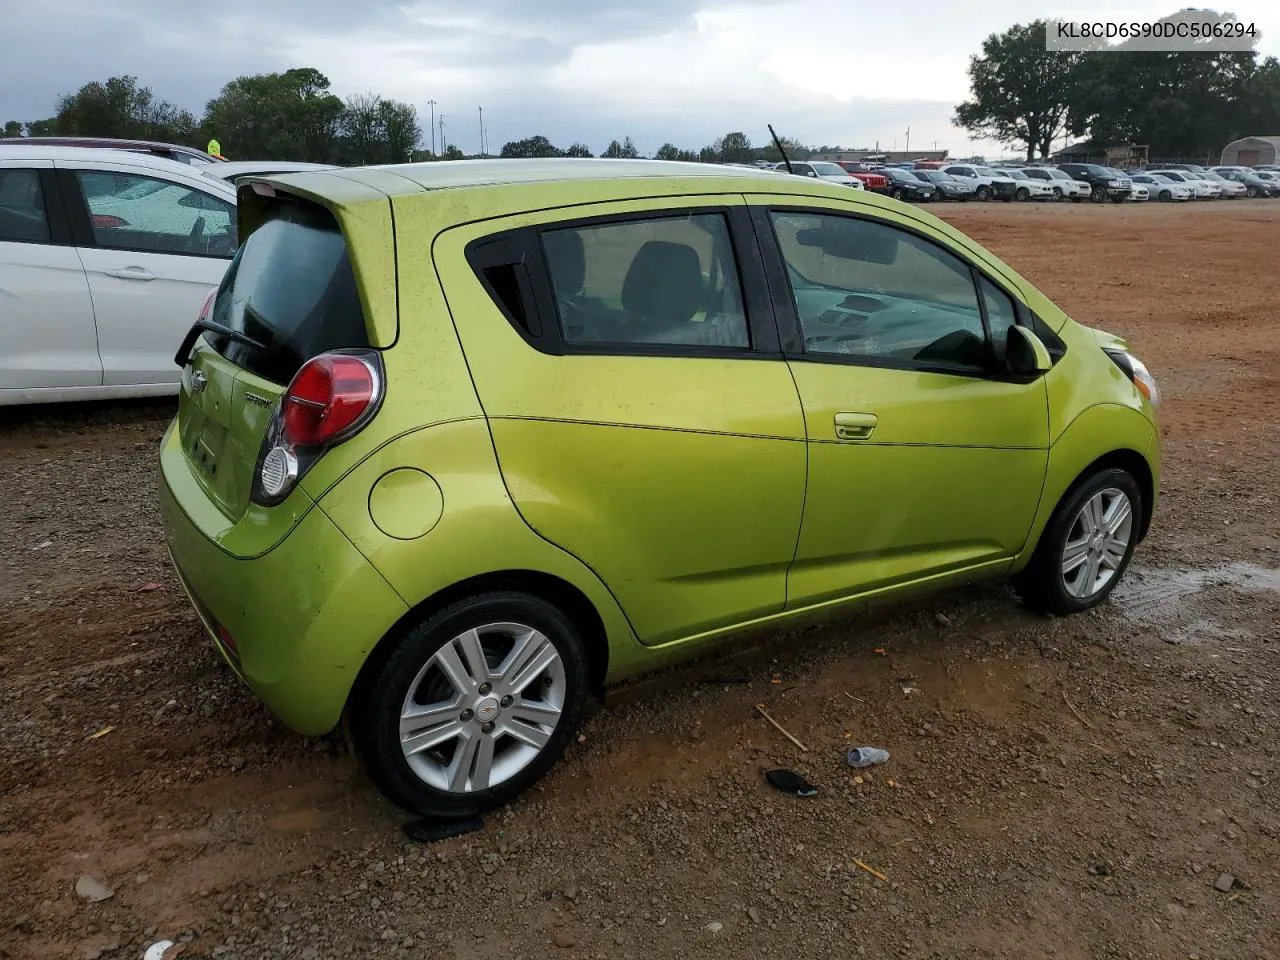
[1156,171,1185,181]
[1003,170,1027,180]
[974,167,1002,177]
[920,171,953,182]
[810,162,848,177]
[1046,169,1070,180]
[210,199,369,384]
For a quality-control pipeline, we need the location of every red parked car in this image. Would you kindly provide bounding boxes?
[834,161,889,193]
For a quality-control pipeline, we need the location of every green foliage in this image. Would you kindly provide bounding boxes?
[3,120,25,137]
[499,135,563,158]
[713,131,753,163]
[602,137,640,158]
[953,21,1082,160]
[1070,11,1268,158]
[204,68,345,161]
[338,93,420,164]
[52,75,198,144]
[563,142,593,157]
[956,11,1276,160]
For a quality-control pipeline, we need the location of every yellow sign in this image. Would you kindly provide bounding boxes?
[207,138,222,158]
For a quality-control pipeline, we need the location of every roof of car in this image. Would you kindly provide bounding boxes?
[0,136,219,159]
[202,160,341,180]
[0,145,237,194]
[268,158,788,193]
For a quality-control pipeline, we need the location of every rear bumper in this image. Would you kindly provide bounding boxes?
[159,420,408,735]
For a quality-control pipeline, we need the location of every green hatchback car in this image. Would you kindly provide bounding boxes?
[160,159,1160,817]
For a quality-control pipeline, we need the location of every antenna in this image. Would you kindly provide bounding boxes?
[768,124,792,174]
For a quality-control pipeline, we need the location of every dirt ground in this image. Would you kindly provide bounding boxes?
[2,200,1278,960]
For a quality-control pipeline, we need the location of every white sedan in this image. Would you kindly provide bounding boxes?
[1196,171,1247,198]
[1128,173,1193,202]
[773,161,865,189]
[1127,183,1150,201]
[0,146,237,405]
[1150,170,1219,199]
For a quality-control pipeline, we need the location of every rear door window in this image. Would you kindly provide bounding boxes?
[209,199,369,384]
[0,168,51,244]
[540,213,750,350]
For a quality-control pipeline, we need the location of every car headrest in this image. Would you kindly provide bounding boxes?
[621,240,704,321]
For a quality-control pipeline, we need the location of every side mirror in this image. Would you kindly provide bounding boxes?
[806,171,818,177]
[1006,325,1053,375]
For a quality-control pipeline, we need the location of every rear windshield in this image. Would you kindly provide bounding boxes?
[209,199,369,384]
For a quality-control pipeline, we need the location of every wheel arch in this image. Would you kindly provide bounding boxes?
[346,569,612,720]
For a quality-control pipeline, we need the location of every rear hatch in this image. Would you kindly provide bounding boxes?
[177,195,372,521]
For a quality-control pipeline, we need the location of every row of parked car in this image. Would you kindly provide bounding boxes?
[762,158,1280,203]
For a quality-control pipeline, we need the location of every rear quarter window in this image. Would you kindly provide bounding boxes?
[209,198,369,384]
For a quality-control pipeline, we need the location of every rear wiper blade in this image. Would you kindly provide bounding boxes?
[173,318,271,368]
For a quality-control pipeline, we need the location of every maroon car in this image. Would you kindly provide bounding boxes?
[0,136,224,166]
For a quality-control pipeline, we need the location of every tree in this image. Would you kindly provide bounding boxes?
[442,144,466,161]
[698,145,718,163]
[563,142,593,157]
[760,135,805,163]
[3,121,23,137]
[499,135,563,158]
[654,143,681,160]
[602,137,639,158]
[24,119,54,137]
[52,75,197,143]
[338,93,420,164]
[204,68,345,161]
[712,131,753,163]
[954,21,1082,160]
[1069,11,1265,159]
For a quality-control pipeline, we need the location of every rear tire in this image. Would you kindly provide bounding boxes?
[1159,189,1172,202]
[1015,187,1030,201]
[976,185,992,201]
[348,592,589,819]
[1014,467,1143,617]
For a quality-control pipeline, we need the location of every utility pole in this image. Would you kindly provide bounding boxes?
[478,106,485,158]
[905,126,911,154]
[427,100,437,156]
[439,115,446,159]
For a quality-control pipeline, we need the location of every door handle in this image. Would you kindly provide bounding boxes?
[105,266,156,281]
[834,411,878,441]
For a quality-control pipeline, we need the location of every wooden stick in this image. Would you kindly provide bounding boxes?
[1062,690,1093,729]
[851,858,888,882]
[843,693,866,703]
[755,704,808,752]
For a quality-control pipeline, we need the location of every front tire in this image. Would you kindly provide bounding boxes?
[348,592,589,819]
[1015,468,1142,616]
[1052,187,1064,200]
[976,185,992,201]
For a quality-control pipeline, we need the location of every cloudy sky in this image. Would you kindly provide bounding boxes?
[3,0,1278,158]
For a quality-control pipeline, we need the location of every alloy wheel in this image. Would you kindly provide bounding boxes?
[1060,487,1134,600]
[398,622,566,793]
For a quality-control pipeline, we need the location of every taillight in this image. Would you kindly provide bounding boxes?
[251,351,384,506]
[281,355,377,447]
[198,288,216,323]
